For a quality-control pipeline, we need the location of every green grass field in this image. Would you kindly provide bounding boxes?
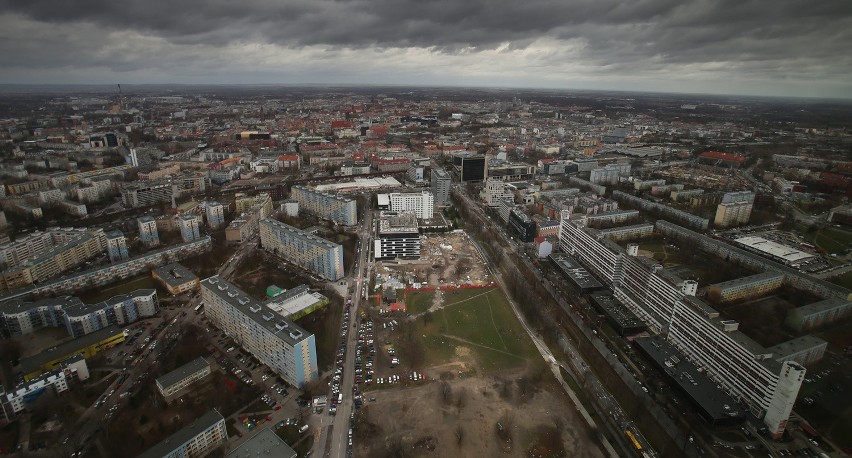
[808,227,852,254]
[404,290,436,314]
[415,288,539,372]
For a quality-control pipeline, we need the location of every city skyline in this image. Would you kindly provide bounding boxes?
[0,0,850,99]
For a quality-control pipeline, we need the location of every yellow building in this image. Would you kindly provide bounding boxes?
[20,326,126,381]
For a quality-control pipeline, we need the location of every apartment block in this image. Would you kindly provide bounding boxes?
[290,185,357,226]
[593,223,655,241]
[430,168,451,205]
[178,214,201,242]
[558,218,805,437]
[138,216,160,247]
[707,272,785,303]
[201,277,318,387]
[714,191,755,228]
[121,180,176,208]
[63,289,159,338]
[259,219,344,281]
[0,228,105,291]
[205,201,226,229]
[389,191,434,219]
[138,410,227,458]
[105,230,129,262]
[156,357,212,400]
[375,212,420,260]
[480,178,514,207]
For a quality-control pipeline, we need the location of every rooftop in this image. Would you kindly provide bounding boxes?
[137,410,224,458]
[225,428,296,458]
[155,357,210,390]
[734,236,815,264]
[152,263,199,289]
[20,325,125,374]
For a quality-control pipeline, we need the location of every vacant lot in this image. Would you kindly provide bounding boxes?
[808,227,852,254]
[404,290,436,315]
[79,274,158,303]
[232,250,315,300]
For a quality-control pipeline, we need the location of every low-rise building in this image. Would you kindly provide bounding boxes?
[152,263,199,295]
[156,357,212,400]
[138,410,227,458]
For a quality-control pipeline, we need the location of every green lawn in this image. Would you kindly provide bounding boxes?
[808,227,852,254]
[416,288,539,372]
[405,290,436,314]
[829,271,852,290]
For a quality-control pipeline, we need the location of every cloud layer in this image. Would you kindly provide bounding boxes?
[1,0,850,97]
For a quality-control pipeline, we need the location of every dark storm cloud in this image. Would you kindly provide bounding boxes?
[0,0,850,94]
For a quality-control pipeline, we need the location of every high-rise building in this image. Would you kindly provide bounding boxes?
[290,186,357,226]
[137,216,160,247]
[558,218,805,437]
[201,277,318,387]
[374,212,420,260]
[105,230,129,262]
[121,180,176,208]
[451,153,487,182]
[714,191,755,228]
[259,219,344,281]
[479,178,514,207]
[177,214,201,243]
[430,168,451,205]
[205,201,226,229]
[388,191,434,219]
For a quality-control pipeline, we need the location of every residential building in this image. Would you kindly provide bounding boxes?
[177,214,201,242]
[407,163,426,183]
[388,191,434,219]
[105,230,129,262]
[121,180,176,208]
[259,219,344,281]
[226,193,273,243]
[156,357,212,400]
[593,223,655,241]
[707,272,785,303]
[205,201,226,229]
[138,410,227,458]
[201,277,318,387]
[290,186,357,226]
[63,289,159,338]
[430,168,451,205]
[714,191,755,228]
[0,228,106,291]
[138,216,160,247]
[613,191,709,230]
[558,218,806,437]
[152,263,199,295]
[374,212,420,260]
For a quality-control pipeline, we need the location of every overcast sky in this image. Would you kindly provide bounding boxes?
[1,0,850,98]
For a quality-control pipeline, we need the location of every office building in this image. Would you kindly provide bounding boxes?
[201,277,318,387]
[121,180,176,208]
[177,214,201,242]
[205,201,226,229]
[508,209,536,243]
[486,161,536,181]
[105,230,129,262]
[138,216,160,247]
[452,153,487,182]
[375,212,420,260]
[152,263,199,295]
[290,185,357,226]
[388,191,434,219]
[156,357,212,400]
[558,218,805,437]
[407,163,426,183]
[430,168,451,205]
[480,179,514,207]
[138,410,227,458]
[714,191,755,228]
[259,219,344,281]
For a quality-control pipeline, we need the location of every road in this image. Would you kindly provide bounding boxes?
[323,210,374,458]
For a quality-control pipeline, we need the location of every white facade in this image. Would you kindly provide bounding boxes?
[205,202,225,229]
[388,191,434,219]
[105,230,129,262]
[137,216,160,247]
[480,178,514,207]
[178,214,201,242]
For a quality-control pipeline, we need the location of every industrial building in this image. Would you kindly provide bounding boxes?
[201,277,318,387]
[589,292,647,336]
[259,219,344,281]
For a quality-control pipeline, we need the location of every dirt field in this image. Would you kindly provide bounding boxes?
[353,374,604,458]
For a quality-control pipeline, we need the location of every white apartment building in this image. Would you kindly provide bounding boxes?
[105,230,129,262]
[201,277,318,387]
[479,178,514,207]
[205,201,226,229]
[178,214,201,242]
[137,216,160,247]
[138,410,227,458]
[156,357,212,399]
[388,191,434,219]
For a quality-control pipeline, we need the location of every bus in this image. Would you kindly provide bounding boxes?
[194,303,204,313]
[625,430,642,451]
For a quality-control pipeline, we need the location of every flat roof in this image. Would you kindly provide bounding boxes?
[225,428,296,458]
[767,336,827,362]
[265,286,327,318]
[314,177,401,193]
[261,218,340,250]
[202,277,312,346]
[20,325,125,373]
[63,289,156,319]
[711,271,784,289]
[549,253,603,290]
[138,410,224,458]
[734,236,815,263]
[589,292,645,332]
[155,357,210,390]
[634,336,746,423]
[153,263,198,288]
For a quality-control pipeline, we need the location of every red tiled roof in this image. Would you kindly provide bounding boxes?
[278,154,299,161]
[699,151,745,162]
